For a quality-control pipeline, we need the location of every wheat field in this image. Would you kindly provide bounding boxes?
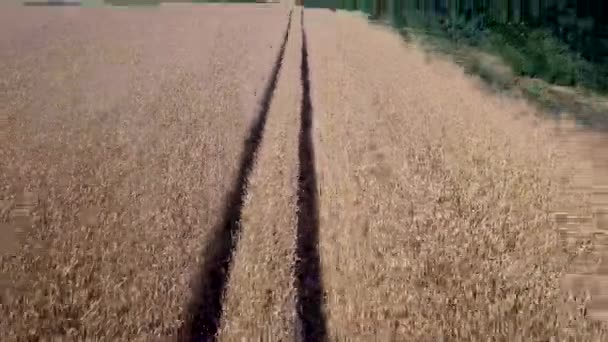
[1,2,608,341]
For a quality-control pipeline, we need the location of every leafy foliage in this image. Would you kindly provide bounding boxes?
[406,11,608,93]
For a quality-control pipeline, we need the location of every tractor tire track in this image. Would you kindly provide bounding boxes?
[216,9,302,340]
[294,8,327,342]
[181,9,293,342]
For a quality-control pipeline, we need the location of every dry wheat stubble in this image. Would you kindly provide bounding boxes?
[218,8,301,342]
[0,5,288,340]
[306,9,608,340]
[182,9,293,341]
